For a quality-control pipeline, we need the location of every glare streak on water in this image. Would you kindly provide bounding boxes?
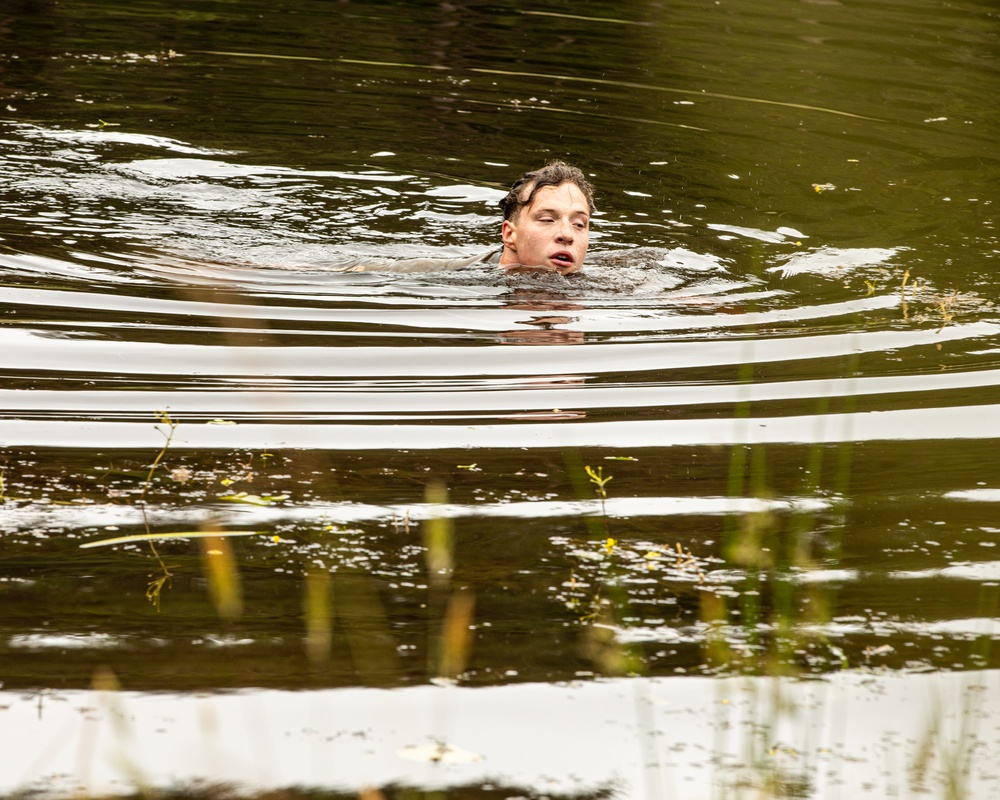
[894,562,1000,582]
[2,323,993,377]
[10,360,1000,417]
[0,280,903,329]
[7,403,1000,450]
[7,672,1000,800]
[0,495,827,536]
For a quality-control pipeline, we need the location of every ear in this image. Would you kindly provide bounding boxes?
[501,219,517,252]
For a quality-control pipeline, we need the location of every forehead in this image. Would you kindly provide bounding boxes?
[521,181,590,212]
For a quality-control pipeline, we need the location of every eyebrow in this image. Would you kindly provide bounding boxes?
[531,206,590,218]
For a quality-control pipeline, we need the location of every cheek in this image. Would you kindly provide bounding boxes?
[523,226,546,247]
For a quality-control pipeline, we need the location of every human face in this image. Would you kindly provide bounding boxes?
[499,182,590,274]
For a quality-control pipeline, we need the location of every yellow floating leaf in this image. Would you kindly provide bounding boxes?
[218,493,288,506]
[397,743,483,764]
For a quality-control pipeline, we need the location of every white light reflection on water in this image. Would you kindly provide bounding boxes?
[893,562,1000,582]
[8,359,1000,416]
[1,494,825,537]
[1,322,994,377]
[1,279,901,329]
[16,123,239,156]
[6,402,1000,450]
[6,671,1000,799]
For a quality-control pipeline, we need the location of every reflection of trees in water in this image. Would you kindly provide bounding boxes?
[0,0,59,97]
[114,782,619,800]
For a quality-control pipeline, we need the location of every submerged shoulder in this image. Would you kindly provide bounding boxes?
[322,249,501,274]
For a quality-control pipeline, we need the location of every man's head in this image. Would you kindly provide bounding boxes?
[498,161,595,275]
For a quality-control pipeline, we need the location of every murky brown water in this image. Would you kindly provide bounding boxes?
[2,0,1000,797]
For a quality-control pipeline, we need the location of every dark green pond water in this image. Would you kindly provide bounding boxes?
[3,0,1000,797]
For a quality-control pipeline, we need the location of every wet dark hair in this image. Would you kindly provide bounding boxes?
[498,160,596,223]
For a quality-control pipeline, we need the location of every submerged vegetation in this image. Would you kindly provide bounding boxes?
[2,411,992,687]
[3,429,996,798]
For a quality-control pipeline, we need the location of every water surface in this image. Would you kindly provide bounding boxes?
[2,0,1000,797]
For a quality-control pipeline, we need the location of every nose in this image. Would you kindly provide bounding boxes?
[555,219,574,243]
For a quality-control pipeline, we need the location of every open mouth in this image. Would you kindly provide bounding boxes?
[551,252,574,267]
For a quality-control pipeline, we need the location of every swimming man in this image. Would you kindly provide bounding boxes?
[320,160,595,274]
[498,160,595,275]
